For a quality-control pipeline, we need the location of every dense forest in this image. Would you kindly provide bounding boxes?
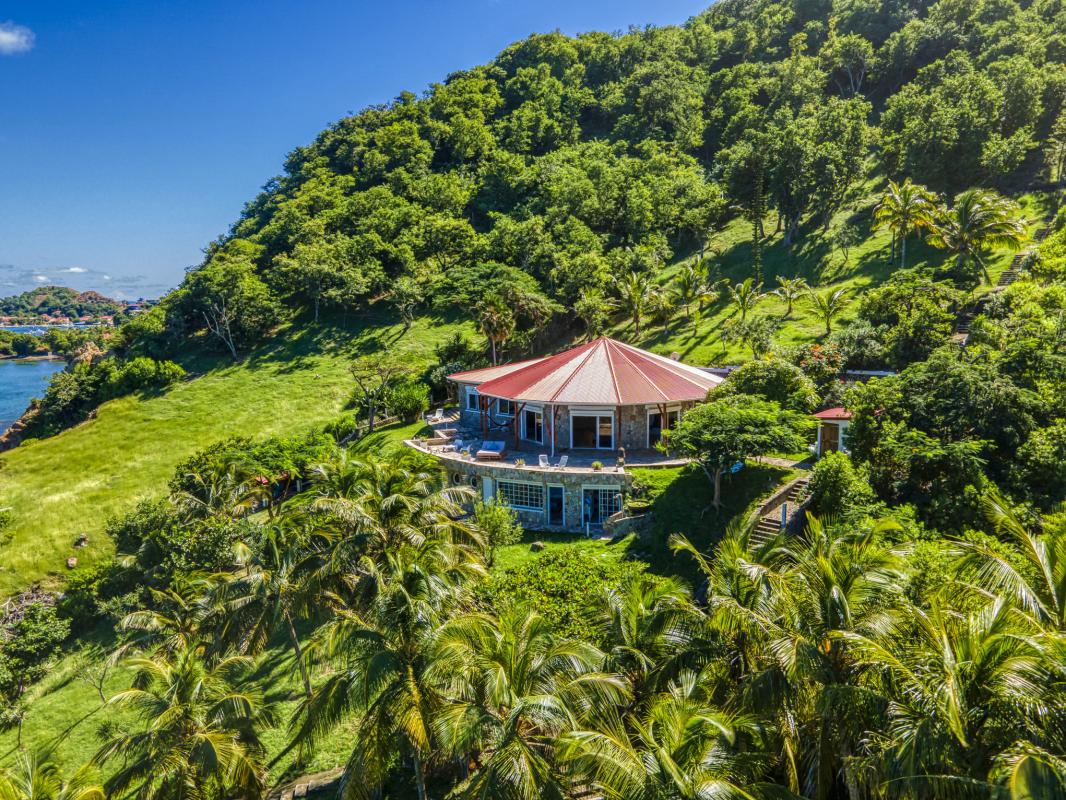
[5,1,1066,798]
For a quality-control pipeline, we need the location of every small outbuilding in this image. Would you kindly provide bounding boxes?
[813,407,853,456]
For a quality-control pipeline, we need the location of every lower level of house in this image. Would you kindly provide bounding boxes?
[443,458,631,533]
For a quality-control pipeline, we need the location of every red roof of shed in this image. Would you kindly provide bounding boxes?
[454,337,723,406]
[813,407,853,421]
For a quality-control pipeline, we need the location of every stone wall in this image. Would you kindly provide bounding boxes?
[445,459,631,533]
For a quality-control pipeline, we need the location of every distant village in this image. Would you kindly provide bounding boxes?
[0,287,156,328]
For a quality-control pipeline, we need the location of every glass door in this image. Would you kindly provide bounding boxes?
[548,486,565,526]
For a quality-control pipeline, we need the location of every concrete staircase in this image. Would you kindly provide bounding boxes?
[751,477,810,546]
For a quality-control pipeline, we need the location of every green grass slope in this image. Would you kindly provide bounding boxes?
[620,187,1056,364]
[0,313,471,596]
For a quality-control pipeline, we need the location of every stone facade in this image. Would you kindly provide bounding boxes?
[443,459,631,533]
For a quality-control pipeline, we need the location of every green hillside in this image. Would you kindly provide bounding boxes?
[0,313,469,596]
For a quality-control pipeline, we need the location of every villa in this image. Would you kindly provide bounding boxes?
[406,337,723,533]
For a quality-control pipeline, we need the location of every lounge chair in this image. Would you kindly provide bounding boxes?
[442,439,464,453]
[426,408,445,424]
[538,454,550,468]
[476,441,507,460]
[556,454,569,469]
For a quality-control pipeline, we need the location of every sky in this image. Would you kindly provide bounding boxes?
[0,0,707,300]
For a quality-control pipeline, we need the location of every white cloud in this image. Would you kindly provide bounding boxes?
[0,21,34,55]
[61,267,88,273]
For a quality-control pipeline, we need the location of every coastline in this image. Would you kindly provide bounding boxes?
[0,353,64,362]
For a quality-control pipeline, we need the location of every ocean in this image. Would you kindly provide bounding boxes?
[0,359,66,433]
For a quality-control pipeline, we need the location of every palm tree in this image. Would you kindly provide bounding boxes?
[303,451,481,587]
[772,276,809,317]
[560,672,774,800]
[595,574,700,700]
[115,578,213,660]
[171,461,255,520]
[844,599,1043,797]
[615,272,651,338]
[807,287,849,335]
[287,537,486,800]
[431,607,626,800]
[727,278,765,323]
[648,289,675,334]
[961,492,1066,631]
[872,178,938,268]
[673,266,702,324]
[0,753,103,800]
[474,293,515,365]
[95,645,275,800]
[927,188,1028,285]
[211,521,317,697]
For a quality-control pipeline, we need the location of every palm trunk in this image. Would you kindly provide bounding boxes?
[900,235,907,269]
[285,611,313,698]
[412,748,428,800]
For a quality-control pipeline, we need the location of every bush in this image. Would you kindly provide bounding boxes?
[808,452,876,521]
[387,379,431,422]
[474,498,523,566]
[714,358,818,412]
[481,548,644,641]
[57,561,139,627]
[0,603,70,699]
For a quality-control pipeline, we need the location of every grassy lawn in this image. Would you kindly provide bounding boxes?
[630,462,802,584]
[0,312,472,597]
[491,530,632,575]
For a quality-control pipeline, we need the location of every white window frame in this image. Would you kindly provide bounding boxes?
[521,406,544,444]
[496,479,545,512]
[465,386,480,412]
[647,406,681,448]
[581,485,623,524]
[570,410,615,450]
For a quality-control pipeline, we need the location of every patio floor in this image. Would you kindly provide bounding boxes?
[407,412,687,475]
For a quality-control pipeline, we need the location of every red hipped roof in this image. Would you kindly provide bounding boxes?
[451,337,723,406]
[813,407,853,420]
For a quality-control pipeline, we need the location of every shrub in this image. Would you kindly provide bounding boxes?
[0,603,70,699]
[482,548,644,641]
[474,498,523,566]
[387,379,431,422]
[714,358,818,412]
[57,561,140,627]
[808,451,876,521]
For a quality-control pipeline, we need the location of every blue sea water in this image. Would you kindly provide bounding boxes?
[0,359,65,433]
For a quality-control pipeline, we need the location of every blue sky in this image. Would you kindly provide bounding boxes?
[0,0,706,300]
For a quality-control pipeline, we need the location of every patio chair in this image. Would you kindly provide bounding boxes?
[426,408,444,424]
[442,439,464,453]
[555,454,569,469]
[538,454,550,468]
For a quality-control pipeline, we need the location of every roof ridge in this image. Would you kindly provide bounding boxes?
[610,340,668,403]
[551,338,606,403]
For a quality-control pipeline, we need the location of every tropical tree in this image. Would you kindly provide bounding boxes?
[872,178,938,268]
[287,537,485,800]
[0,753,103,800]
[663,395,811,507]
[727,279,765,323]
[303,451,480,584]
[574,289,615,340]
[807,287,849,335]
[615,272,652,338]
[95,645,275,800]
[431,607,626,800]
[211,521,317,697]
[845,599,1044,797]
[962,492,1066,631]
[772,276,809,317]
[560,672,774,800]
[927,189,1028,285]
[673,265,702,324]
[474,293,516,365]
